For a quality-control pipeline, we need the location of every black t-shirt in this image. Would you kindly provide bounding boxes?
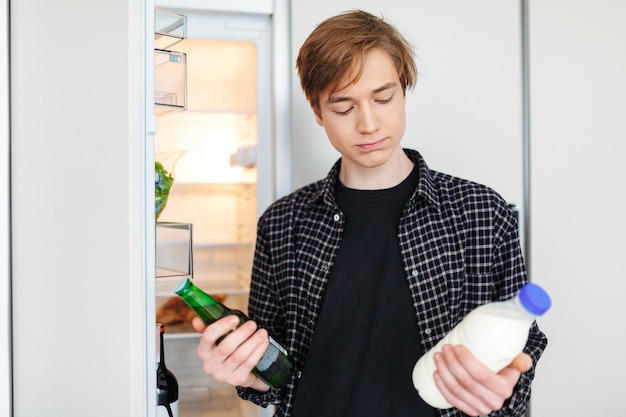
[291,165,437,417]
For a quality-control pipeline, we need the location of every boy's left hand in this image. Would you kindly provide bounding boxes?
[433,345,532,416]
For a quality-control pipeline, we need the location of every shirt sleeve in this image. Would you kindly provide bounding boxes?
[487,321,547,417]
[234,212,289,407]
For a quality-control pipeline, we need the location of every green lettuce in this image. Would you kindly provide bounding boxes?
[155,161,174,220]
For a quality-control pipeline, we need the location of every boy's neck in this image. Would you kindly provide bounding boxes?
[339,150,414,190]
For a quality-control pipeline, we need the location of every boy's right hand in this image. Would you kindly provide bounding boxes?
[191,315,271,392]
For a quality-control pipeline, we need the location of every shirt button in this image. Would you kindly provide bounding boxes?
[424,328,432,335]
[411,270,418,277]
[321,263,328,271]
[296,371,303,379]
[333,213,341,221]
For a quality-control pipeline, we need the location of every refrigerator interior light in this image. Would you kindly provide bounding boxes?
[155,112,257,184]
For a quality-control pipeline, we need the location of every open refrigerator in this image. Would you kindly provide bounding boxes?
[150,2,288,416]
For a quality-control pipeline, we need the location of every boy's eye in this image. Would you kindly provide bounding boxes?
[330,95,393,115]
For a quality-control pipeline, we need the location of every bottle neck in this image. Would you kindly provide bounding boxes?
[511,295,540,320]
[159,326,166,367]
[178,283,229,324]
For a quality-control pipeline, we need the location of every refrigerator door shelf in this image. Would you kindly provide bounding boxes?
[156,222,193,279]
[155,8,187,49]
[154,49,187,116]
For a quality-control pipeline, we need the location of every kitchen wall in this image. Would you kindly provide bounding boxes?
[528,0,626,415]
[290,1,626,416]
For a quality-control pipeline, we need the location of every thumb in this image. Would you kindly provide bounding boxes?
[510,353,533,373]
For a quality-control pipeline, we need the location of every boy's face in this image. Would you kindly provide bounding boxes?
[315,48,407,175]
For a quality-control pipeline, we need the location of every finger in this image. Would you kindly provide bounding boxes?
[212,327,270,386]
[211,318,259,358]
[191,316,207,333]
[229,328,271,383]
[452,345,521,411]
[201,315,244,346]
[433,347,483,416]
[435,345,493,415]
[199,319,258,365]
[433,371,479,416]
[196,315,247,367]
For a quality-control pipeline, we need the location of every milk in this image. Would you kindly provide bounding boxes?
[412,283,551,409]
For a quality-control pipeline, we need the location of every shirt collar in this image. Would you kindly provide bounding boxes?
[307,148,440,210]
[407,149,440,210]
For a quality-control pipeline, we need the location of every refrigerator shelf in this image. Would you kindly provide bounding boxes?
[194,241,254,249]
[163,330,201,340]
[172,181,257,187]
[156,222,193,279]
[156,276,250,297]
[179,386,263,417]
[154,49,187,116]
[155,9,187,49]
[156,266,191,279]
[189,277,251,294]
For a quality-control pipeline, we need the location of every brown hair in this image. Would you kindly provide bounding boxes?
[296,9,418,116]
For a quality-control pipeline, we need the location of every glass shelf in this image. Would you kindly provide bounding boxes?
[156,222,193,279]
[155,9,186,49]
[155,49,187,116]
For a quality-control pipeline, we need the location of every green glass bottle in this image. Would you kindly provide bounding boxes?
[173,277,295,389]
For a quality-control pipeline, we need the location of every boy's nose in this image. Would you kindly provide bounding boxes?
[356,104,380,133]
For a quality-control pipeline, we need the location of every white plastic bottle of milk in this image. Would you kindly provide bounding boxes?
[412,282,551,409]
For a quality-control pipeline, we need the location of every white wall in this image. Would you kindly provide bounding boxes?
[9,0,151,416]
[528,0,626,415]
[290,0,524,205]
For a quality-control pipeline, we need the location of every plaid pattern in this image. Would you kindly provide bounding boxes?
[237,149,547,417]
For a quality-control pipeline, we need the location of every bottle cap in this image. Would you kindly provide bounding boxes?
[173,277,191,295]
[519,282,552,316]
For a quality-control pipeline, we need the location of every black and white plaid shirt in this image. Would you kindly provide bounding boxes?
[237,149,548,417]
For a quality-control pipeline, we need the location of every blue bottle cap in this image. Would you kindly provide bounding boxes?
[519,282,552,316]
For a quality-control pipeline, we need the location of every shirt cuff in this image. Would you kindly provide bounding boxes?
[236,385,283,408]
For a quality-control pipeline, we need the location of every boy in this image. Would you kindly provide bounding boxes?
[192,9,547,417]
